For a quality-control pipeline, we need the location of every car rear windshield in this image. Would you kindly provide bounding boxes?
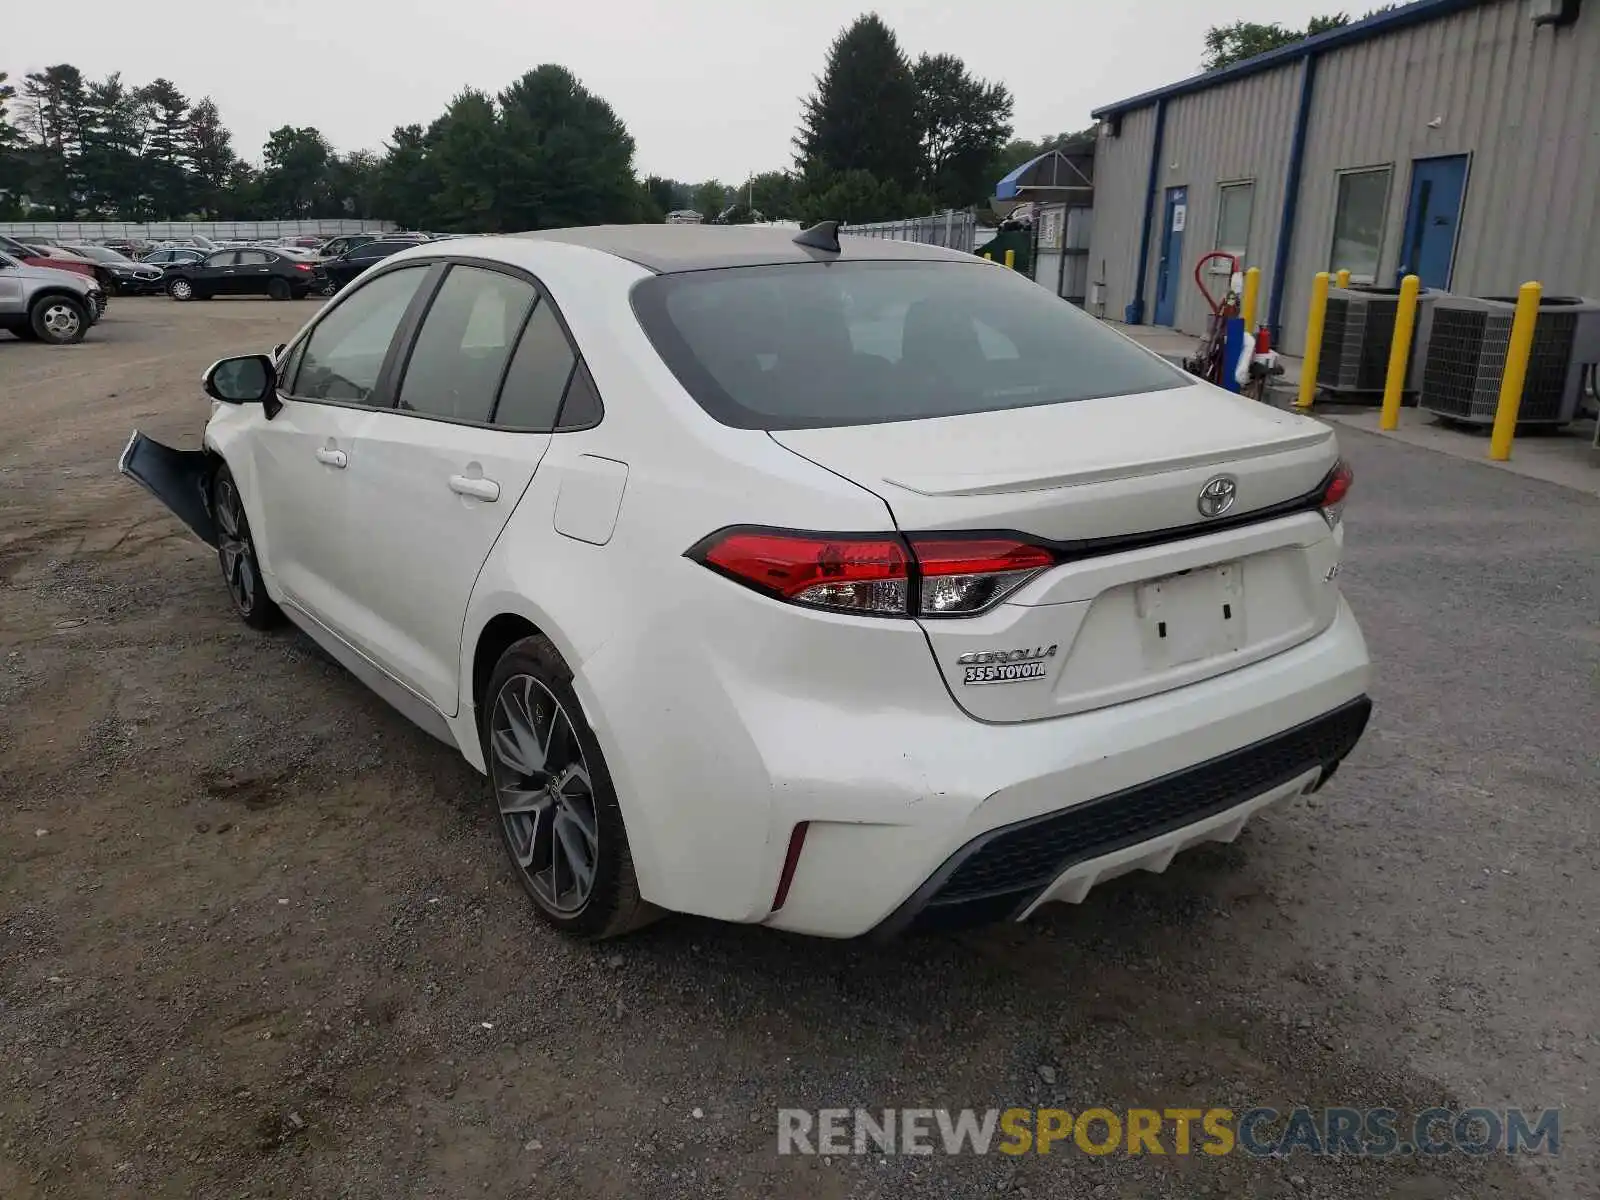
[630,259,1187,429]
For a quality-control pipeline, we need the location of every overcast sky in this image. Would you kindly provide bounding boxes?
[23,0,1340,181]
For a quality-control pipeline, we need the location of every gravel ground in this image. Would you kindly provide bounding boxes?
[1,299,1595,1200]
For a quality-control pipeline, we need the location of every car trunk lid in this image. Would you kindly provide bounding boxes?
[770,384,1346,722]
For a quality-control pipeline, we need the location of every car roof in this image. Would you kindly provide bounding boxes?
[510,224,974,274]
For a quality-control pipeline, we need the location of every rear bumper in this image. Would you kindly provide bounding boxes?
[757,597,1371,938]
[870,696,1369,937]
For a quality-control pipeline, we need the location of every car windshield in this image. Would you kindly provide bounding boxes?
[631,259,1187,430]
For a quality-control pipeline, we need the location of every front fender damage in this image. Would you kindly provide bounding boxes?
[118,430,218,547]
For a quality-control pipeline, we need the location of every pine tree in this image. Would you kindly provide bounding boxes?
[793,15,921,194]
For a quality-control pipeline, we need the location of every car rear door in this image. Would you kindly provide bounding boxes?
[332,261,570,716]
[233,249,276,295]
[247,263,438,628]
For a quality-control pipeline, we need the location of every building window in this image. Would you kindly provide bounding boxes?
[1329,167,1392,284]
[1215,181,1254,262]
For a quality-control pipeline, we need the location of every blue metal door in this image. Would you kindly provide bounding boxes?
[1154,186,1188,326]
[1398,156,1468,289]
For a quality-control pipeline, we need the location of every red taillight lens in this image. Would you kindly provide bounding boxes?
[1319,460,1353,528]
[690,529,1056,617]
[697,530,911,615]
[908,536,1055,616]
[294,263,313,272]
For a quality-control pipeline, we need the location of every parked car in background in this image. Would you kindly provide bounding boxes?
[0,249,103,343]
[315,234,381,260]
[119,227,1371,941]
[312,238,418,295]
[142,247,207,269]
[0,236,107,317]
[61,243,166,294]
[164,248,318,301]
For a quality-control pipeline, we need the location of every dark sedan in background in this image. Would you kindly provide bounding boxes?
[61,243,166,294]
[312,238,420,295]
[163,248,318,301]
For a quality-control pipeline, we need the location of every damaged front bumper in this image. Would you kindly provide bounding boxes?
[118,431,218,547]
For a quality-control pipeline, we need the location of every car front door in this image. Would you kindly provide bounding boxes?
[247,263,438,634]
[334,243,387,288]
[334,263,570,715]
[194,250,238,296]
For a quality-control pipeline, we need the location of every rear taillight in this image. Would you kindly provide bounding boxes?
[689,528,1055,618]
[697,530,910,615]
[907,536,1054,616]
[294,263,313,272]
[1319,460,1353,529]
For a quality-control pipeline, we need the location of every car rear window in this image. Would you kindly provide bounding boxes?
[630,259,1188,429]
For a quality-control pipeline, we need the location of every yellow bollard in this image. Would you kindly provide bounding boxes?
[1489,281,1544,461]
[1241,267,1261,333]
[1004,248,1016,270]
[1297,272,1331,409]
[1336,269,1351,289]
[1379,274,1422,431]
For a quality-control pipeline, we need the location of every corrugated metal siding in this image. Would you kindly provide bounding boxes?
[1085,105,1155,319]
[1282,0,1600,352]
[1155,65,1305,336]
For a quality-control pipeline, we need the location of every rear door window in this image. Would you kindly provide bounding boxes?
[632,260,1186,430]
[396,265,536,423]
[493,299,577,430]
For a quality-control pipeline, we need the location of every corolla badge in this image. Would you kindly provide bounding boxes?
[1197,475,1238,519]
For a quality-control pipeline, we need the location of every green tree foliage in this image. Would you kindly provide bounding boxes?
[259,125,332,217]
[0,59,642,229]
[138,77,191,216]
[795,14,923,194]
[693,179,729,219]
[747,170,798,220]
[792,14,1015,223]
[912,53,1013,210]
[495,65,640,230]
[18,64,88,216]
[1202,6,1398,70]
[0,71,19,218]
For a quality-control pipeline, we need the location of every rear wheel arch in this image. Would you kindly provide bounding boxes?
[473,613,544,713]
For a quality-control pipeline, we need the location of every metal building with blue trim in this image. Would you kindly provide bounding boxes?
[1085,0,1596,353]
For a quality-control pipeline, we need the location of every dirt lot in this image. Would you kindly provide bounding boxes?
[1,299,1596,1200]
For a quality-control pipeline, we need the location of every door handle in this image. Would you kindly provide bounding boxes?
[315,447,347,468]
[449,474,500,502]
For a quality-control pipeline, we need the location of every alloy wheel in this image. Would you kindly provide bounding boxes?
[488,675,600,915]
[40,303,81,341]
[214,477,257,614]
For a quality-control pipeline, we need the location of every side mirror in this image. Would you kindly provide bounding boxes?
[203,354,277,406]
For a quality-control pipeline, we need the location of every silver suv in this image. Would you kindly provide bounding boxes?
[0,251,104,344]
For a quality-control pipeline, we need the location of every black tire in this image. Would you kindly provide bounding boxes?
[317,277,340,298]
[212,465,281,631]
[267,277,292,301]
[29,294,89,345]
[167,277,194,302]
[480,636,658,940]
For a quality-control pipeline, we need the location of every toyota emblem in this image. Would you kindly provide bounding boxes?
[1197,475,1238,518]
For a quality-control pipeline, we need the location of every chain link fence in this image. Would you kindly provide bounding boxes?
[843,211,978,254]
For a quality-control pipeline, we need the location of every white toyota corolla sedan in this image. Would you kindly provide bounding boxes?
[121,223,1371,940]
